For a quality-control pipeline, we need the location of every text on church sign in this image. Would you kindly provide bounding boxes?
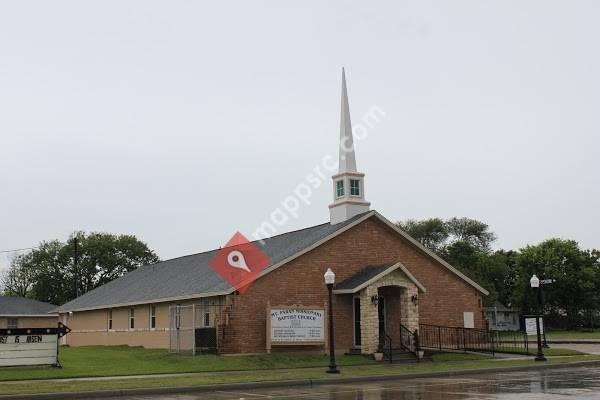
[269,308,324,343]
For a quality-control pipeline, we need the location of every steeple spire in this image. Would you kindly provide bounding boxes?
[339,68,357,173]
[329,68,370,224]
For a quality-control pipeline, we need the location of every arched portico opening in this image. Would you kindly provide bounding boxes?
[333,263,426,354]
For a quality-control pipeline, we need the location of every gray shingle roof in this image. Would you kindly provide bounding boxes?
[0,296,57,315]
[334,264,395,291]
[55,212,370,312]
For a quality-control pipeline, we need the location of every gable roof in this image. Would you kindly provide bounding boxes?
[0,296,57,316]
[334,262,426,294]
[56,210,488,313]
[55,212,368,313]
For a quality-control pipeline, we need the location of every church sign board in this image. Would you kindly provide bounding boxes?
[0,323,71,367]
[525,317,544,336]
[266,305,325,352]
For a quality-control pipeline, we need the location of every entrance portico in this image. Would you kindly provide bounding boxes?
[334,263,426,354]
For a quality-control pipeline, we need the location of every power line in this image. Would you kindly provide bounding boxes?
[0,247,38,254]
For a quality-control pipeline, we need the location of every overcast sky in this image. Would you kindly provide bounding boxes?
[1,1,598,270]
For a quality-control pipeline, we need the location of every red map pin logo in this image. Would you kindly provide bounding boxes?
[209,231,270,294]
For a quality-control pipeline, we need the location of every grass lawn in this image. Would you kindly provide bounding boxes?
[0,353,598,396]
[0,346,374,381]
[431,352,490,362]
[543,347,587,356]
[499,330,600,340]
[543,330,600,340]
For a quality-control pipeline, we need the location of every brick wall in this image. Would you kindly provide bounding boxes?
[60,215,486,353]
[221,216,486,354]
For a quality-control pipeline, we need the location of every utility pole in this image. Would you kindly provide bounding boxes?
[73,235,79,298]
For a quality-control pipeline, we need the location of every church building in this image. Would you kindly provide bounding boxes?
[56,71,489,356]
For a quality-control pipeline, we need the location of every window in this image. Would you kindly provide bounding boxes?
[336,180,344,197]
[129,308,135,330]
[175,304,181,329]
[204,310,211,327]
[107,310,113,330]
[149,305,156,330]
[350,179,360,196]
[7,318,18,329]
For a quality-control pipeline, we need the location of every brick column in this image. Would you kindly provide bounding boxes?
[359,285,379,354]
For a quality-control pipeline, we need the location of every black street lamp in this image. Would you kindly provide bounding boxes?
[530,274,546,362]
[324,268,339,374]
[539,282,549,348]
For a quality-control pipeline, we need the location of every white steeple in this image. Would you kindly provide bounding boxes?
[329,68,370,224]
[339,68,357,173]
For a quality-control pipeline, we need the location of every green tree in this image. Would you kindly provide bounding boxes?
[398,217,496,253]
[65,232,160,294]
[445,217,496,251]
[1,252,35,297]
[2,233,159,305]
[397,218,449,252]
[397,217,505,306]
[514,238,600,329]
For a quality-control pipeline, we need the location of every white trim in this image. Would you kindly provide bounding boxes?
[397,265,427,293]
[128,308,135,331]
[327,199,371,208]
[57,291,230,313]
[333,262,426,294]
[332,171,365,179]
[107,309,113,331]
[149,304,157,331]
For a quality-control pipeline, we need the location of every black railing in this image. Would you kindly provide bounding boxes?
[381,333,393,363]
[493,329,530,354]
[399,324,415,353]
[419,324,531,355]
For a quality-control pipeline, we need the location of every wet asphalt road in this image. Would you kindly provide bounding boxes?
[106,366,600,399]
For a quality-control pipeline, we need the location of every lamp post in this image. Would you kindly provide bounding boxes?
[530,274,546,361]
[324,268,339,374]
[539,282,549,348]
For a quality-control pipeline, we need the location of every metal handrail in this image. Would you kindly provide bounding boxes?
[383,333,393,363]
[399,324,415,353]
[418,323,528,355]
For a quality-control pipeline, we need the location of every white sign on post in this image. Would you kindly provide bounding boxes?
[270,308,324,343]
[525,317,544,335]
[463,312,475,329]
[0,323,70,367]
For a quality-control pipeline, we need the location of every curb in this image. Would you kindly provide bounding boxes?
[2,360,600,400]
